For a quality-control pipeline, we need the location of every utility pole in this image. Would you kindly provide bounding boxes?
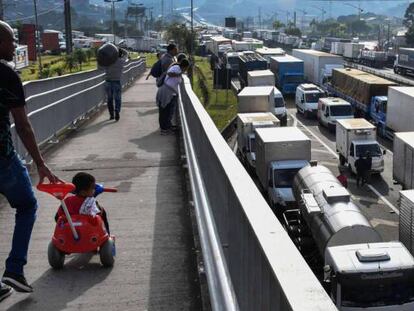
[105,0,124,44]
[33,0,42,72]
[0,0,4,20]
[64,0,73,54]
[258,7,262,30]
[161,0,164,24]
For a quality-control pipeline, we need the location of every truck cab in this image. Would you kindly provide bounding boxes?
[324,242,414,311]
[267,160,309,210]
[296,84,325,118]
[369,96,388,137]
[348,140,384,174]
[273,87,287,124]
[318,97,353,131]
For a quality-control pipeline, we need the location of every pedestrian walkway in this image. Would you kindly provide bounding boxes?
[0,73,200,310]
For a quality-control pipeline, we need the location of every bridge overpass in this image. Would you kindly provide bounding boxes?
[0,59,337,310]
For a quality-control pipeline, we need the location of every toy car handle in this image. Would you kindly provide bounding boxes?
[94,184,118,197]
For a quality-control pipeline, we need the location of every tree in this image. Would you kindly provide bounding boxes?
[74,49,87,70]
[273,20,285,30]
[164,23,197,54]
[285,25,301,37]
[404,3,414,45]
[64,54,77,73]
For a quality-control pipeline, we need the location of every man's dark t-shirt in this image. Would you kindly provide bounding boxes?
[0,62,26,159]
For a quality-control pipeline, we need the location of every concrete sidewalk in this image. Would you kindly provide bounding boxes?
[0,74,200,310]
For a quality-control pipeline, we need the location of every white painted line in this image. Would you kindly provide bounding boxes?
[290,114,399,214]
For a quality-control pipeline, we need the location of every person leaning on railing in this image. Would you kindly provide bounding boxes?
[0,20,61,302]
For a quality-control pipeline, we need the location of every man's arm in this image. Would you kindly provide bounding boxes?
[11,106,60,183]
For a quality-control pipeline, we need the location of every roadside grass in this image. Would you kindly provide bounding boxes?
[192,56,237,130]
[143,52,158,68]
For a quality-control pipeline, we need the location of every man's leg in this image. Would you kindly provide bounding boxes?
[113,81,122,121]
[105,82,114,119]
[0,155,37,292]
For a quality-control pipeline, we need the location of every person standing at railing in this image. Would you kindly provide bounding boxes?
[103,48,128,121]
[0,21,61,301]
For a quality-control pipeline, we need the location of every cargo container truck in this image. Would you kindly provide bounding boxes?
[255,127,311,213]
[370,87,414,140]
[237,86,274,113]
[284,164,414,311]
[327,68,396,117]
[247,69,275,86]
[394,48,414,75]
[238,54,268,86]
[336,118,385,174]
[393,132,414,190]
[343,43,364,59]
[270,55,304,95]
[236,113,280,171]
[255,47,285,65]
[292,49,343,86]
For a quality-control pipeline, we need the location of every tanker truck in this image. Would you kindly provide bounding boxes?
[283,164,414,311]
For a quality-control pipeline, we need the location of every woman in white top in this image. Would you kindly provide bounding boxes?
[156,58,190,135]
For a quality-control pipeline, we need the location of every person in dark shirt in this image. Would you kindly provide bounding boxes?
[0,21,60,300]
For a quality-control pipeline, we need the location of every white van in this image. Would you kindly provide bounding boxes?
[295,84,325,118]
[317,97,353,131]
[273,87,287,124]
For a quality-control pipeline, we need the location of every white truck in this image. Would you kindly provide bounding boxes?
[246,71,287,124]
[295,83,326,118]
[255,127,311,214]
[393,132,414,190]
[236,113,280,171]
[343,43,364,59]
[237,86,274,113]
[317,97,353,131]
[336,119,385,174]
[292,49,343,86]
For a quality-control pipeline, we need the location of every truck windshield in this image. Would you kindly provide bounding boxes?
[273,168,300,188]
[275,97,285,108]
[285,75,303,84]
[305,93,323,103]
[249,137,256,153]
[330,105,352,116]
[356,144,382,158]
[340,272,414,308]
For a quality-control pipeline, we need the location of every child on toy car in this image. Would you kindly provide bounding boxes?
[54,172,111,234]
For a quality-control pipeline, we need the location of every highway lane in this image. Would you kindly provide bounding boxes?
[285,97,401,242]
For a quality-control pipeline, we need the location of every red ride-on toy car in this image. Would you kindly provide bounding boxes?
[37,182,117,269]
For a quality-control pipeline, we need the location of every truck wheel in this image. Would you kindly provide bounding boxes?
[48,241,65,269]
[339,155,346,166]
[100,238,115,267]
[304,111,309,119]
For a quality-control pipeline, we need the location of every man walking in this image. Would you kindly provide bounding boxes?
[0,21,59,301]
[355,156,364,188]
[104,48,128,121]
[160,43,178,75]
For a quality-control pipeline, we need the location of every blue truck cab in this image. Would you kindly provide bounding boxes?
[369,96,388,136]
[270,55,304,95]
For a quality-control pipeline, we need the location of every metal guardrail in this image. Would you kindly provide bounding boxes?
[179,76,338,311]
[12,58,146,161]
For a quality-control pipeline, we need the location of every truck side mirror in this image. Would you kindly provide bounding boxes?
[268,179,274,187]
[383,149,387,155]
[242,146,247,153]
[301,99,304,103]
[325,111,329,117]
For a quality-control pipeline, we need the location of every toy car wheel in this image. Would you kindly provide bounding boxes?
[48,241,65,269]
[100,238,115,267]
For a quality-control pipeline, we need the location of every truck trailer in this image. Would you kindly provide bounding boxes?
[255,127,311,213]
[393,132,414,190]
[285,164,414,311]
[237,86,274,113]
[292,49,343,86]
[394,47,414,76]
[328,68,396,117]
[270,55,304,95]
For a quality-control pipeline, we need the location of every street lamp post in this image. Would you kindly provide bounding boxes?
[33,0,42,72]
[104,0,124,44]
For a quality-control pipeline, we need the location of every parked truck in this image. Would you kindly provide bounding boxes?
[394,48,414,76]
[255,127,311,213]
[285,164,414,311]
[270,55,304,95]
[236,113,280,171]
[370,87,414,140]
[393,132,414,190]
[317,97,353,131]
[343,43,364,59]
[336,118,385,174]
[295,83,325,118]
[328,68,396,117]
[246,70,288,124]
[292,49,343,86]
[237,86,274,113]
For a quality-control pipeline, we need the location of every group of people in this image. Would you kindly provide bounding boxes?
[148,43,190,135]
